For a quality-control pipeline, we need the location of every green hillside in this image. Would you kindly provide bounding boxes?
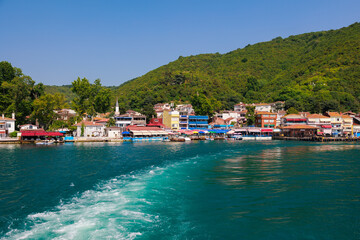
[114,22,360,114]
[44,85,77,103]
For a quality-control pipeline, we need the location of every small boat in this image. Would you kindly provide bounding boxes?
[184,137,191,141]
[35,140,55,145]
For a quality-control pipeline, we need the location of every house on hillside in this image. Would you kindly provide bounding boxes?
[114,110,146,131]
[55,109,77,121]
[0,113,16,138]
[234,102,285,113]
[19,124,39,131]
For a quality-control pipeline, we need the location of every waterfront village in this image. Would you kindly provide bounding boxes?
[1,100,360,143]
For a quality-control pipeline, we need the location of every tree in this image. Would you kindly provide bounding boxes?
[71,78,111,117]
[81,123,85,137]
[191,94,214,117]
[31,93,68,130]
[1,74,44,125]
[245,106,255,126]
[287,107,299,114]
[106,118,115,127]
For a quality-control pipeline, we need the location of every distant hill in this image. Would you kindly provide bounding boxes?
[112,22,360,113]
[44,85,76,103]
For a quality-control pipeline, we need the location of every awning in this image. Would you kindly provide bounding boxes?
[132,131,143,136]
[273,129,281,132]
[261,129,273,132]
[286,118,307,122]
[234,128,247,132]
[21,131,63,137]
[248,129,261,133]
[321,125,332,129]
[0,130,6,133]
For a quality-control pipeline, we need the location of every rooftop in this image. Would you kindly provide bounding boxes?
[74,121,104,126]
[282,125,318,129]
[307,114,329,119]
[326,112,342,117]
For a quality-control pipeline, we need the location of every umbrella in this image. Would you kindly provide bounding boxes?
[199,131,205,134]
[193,131,199,134]
[122,131,130,135]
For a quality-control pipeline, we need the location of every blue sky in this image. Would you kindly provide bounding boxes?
[0,0,359,86]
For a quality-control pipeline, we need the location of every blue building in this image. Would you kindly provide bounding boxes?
[188,116,209,130]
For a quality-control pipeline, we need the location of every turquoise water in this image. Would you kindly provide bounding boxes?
[0,141,359,239]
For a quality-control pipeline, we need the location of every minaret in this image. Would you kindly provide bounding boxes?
[115,98,120,115]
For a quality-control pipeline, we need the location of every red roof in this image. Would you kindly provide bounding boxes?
[74,121,104,126]
[126,125,164,131]
[21,130,63,137]
[0,117,15,121]
[286,118,307,122]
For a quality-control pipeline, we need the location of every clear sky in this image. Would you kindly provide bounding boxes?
[0,0,359,86]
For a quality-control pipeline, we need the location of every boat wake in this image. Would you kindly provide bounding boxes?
[2,155,203,240]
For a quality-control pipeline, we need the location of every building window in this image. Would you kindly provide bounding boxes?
[6,124,11,128]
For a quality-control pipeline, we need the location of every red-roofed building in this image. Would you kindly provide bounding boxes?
[20,129,63,140]
[255,112,277,128]
[147,118,165,128]
[324,112,343,136]
[281,114,307,126]
[281,125,318,137]
[306,114,332,136]
[74,121,105,137]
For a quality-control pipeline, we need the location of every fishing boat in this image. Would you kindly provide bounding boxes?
[35,140,55,145]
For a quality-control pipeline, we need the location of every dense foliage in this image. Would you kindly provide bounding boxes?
[71,78,111,117]
[31,93,69,130]
[0,61,44,125]
[112,22,360,115]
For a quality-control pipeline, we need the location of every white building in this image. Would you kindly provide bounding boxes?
[105,127,122,138]
[114,110,146,131]
[234,101,285,112]
[19,124,39,130]
[74,121,105,137]
[0,113,16,138]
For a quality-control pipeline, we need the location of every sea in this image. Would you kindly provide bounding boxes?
[0,141,359,239]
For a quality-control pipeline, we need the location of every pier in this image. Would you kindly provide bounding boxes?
[273,136,360,142]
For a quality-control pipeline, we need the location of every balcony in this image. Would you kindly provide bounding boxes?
[189,121,208,125]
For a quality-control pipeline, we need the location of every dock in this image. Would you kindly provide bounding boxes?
[273,136,360,142]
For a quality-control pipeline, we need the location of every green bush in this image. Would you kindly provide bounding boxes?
[9,131,18,138]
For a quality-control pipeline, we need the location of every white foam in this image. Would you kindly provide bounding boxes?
[3,159,198,240]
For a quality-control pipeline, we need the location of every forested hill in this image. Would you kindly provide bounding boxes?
[113,22,360,113]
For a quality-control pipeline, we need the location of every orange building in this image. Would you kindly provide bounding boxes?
[255,111,277,128]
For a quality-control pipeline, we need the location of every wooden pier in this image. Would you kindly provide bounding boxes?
[273,136,360,142]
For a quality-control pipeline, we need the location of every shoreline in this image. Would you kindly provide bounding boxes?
[1,136,360,144]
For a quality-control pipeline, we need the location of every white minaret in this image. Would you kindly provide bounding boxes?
[115,98,120,115]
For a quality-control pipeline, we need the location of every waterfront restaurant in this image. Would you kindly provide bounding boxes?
[126,126,169,137]
[281,125,318,138]
[20,129,63,141]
